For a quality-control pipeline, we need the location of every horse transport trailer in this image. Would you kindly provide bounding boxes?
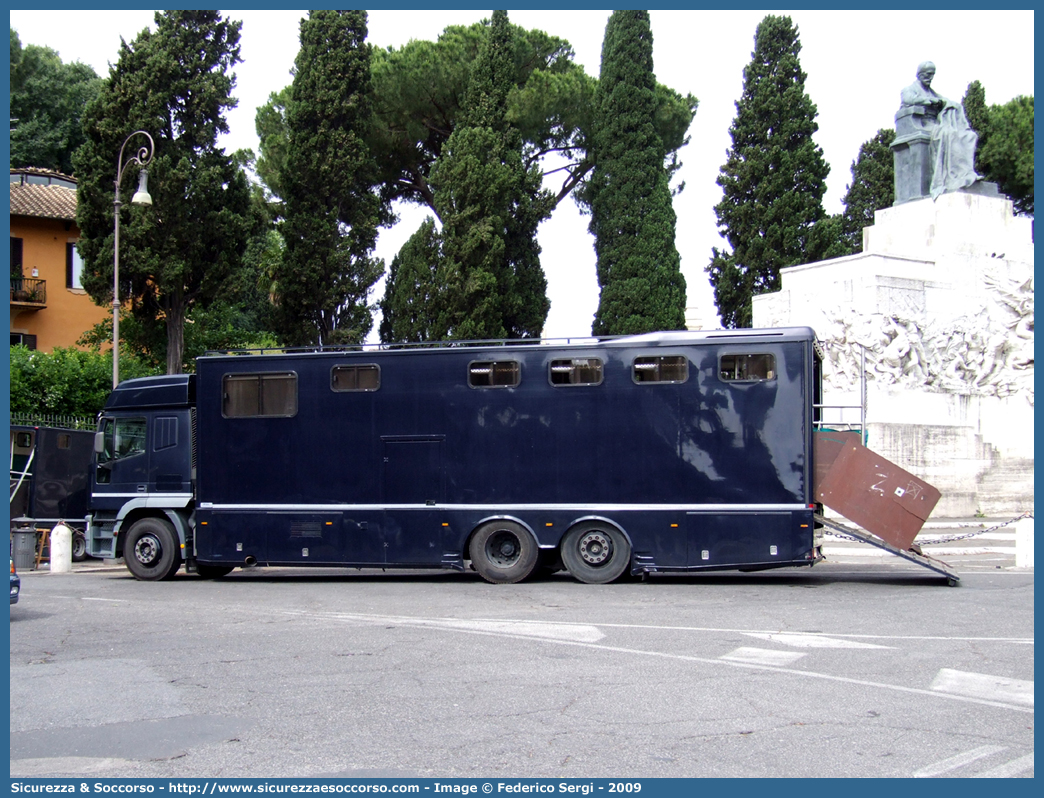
[10,425,94,562]
[85,327,955,584]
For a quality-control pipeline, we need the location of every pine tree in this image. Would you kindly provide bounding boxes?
[583,10,688,336]
[74,11,252,374]
[276,10,385,346]
[838,128,895,254]
[429,10,552,340]
[707,15,830,329]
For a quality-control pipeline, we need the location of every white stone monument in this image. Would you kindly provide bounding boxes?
[753,191,1033,516]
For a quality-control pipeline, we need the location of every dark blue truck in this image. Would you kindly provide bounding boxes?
[86,327,841,583]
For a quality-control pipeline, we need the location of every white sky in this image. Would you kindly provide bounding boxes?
[9,8,1035,338]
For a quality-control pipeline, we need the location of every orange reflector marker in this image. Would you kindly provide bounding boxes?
[670,523,678,528]
[442,523,450,527]
[546,522,553,527]
[800,524,809,528]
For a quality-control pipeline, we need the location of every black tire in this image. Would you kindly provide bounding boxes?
[123,517,182,581]
[196,564,234,579]
[560,521,631,584]
[72,531,87,562]
[469,520,539,584]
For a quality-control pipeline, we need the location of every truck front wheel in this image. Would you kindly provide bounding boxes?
[123,518,182,581]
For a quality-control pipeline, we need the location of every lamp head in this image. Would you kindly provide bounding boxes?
[130,170,152,206]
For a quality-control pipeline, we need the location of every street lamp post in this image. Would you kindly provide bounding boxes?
[113,131,155,389]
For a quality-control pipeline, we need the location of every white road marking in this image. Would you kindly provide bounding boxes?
[274,610,1034,712]
[973,752,1035,778]
[720,647,807,666]
[80,597,126,603]
[421,618,605,643]
[931,668,1034,708]
[744,632,891,649]
[912,745,1007,777]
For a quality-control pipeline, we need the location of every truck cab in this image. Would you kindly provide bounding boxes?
[87,375,196,575]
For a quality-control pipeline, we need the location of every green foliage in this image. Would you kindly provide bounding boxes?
[963,82,1034,215]
[254,85,291,206]
[9,345,159,418]
[10,28,102,174]
[276,10,385,346]
[73,11,253,374]
[838,128,895,254]
[254,20,696,215]
[585,10,688,336]
[429,10,552,340]
[707,15,830,329]
[962,80,989,174]
[378,217,443,343]
[979,95,1034,216]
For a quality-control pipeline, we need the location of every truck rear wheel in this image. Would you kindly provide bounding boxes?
[123,518,182,581]
[469,521,538,584]
[561,521,631,584]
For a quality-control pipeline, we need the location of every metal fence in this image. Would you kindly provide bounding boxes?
[10,413,96,431]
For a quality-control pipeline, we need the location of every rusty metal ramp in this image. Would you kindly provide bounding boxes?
[813,430,959,584]
[814,514,960,585]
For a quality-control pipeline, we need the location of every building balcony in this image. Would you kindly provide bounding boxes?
[10,277,47,308]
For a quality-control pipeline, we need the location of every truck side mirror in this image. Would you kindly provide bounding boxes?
[94,431,105,454]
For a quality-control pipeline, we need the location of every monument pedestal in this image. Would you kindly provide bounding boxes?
[753,192,1033,516]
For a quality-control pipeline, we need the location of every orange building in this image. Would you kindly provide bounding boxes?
[10,168,110,352]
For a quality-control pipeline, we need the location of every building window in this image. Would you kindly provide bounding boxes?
[331,364,380,392]
[10,333,36,350]
[633,355,689,384]
[550,357,603,386]
[222,372,298,418]
[66,242,84,289]
[11,237,23,278]
[469,360,520,388]
[720,353,776,381]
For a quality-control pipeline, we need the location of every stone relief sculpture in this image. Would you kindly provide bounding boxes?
[814,271,1034,402]
[892,62,985,204]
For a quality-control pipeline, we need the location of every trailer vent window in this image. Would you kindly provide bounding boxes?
[331,364,380,392]
[633,355,689,384]
[222,372,298,418]
[550,358,603,386]
[57,434,71,449]
[469,360,520,388]
[720,353,776,382]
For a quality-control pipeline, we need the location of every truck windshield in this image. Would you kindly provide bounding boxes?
[97,417,147,465]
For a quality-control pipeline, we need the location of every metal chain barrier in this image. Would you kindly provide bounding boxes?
[823,512,1033,545]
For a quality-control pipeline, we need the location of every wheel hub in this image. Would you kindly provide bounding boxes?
[487,531,520,567]
[134,535,160,566]
[578,531,611,565]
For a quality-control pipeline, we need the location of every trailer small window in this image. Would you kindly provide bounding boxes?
[550,358,603,386]
[469,360,520,388]
[332,364,380,392]
[633,355,688,384]
[57,434,71,449]
[720,353,776,381]
[223,372,298,418]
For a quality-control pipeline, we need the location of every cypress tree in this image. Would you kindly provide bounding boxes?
[838,128,896,254]
[378,217,443,344]
[707,15,830,328]
[586,10,688,336]
[276,10,385,346]
[430,10,552,340]
[74,10,251,374]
